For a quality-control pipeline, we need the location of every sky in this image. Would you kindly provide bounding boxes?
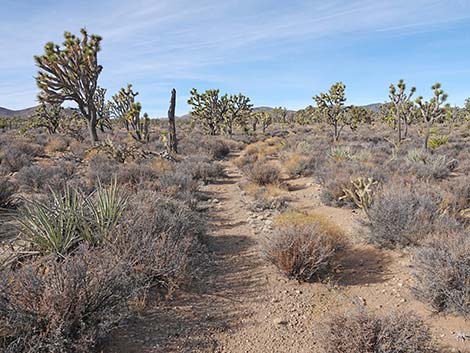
[1,0,470,117]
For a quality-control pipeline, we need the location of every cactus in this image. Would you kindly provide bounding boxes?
[340,177,378,217]
[35,28,103,145]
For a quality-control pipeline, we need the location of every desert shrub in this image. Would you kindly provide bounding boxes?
[406,149,457,180]
[45,135,69,153]
[412,231,469,317]
[86,154,119,186]
[367,186,450,248]
[250,185,289,211]
[283,153,314,177]
[116,192,206,290]
[0,246,132,353]
[15,162,75,193]
[0,178,16,208]
[262,212,346,281]
[115,162,159,188]
[441,177,470,224]
[178,155,226,183]
[158,169,200,205]
[247,160,281,185]
[17,182,127,256]
[0,140,43,174]
[320,308,435,353]
[179,134,230,160]
[206,138,231,160]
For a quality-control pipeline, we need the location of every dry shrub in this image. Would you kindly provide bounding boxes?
[0,178,16,208]
[45,135,69,154]
[0,140,43,174]
[151,157,174,173]
[15,161,76,192]
[250,184,289,211]
[367,185,453,248]
[262,211,346,281]
[0,246,131,353]
[412,231,469,317]
[178,155,226,184]
[283,153,312,177]
[116,192,206,290]
[320,308,435,353]
[247,160,281,185]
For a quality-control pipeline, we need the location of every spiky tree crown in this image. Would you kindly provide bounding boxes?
[35,28,102,105]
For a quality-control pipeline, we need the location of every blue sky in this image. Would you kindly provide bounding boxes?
[1,0,470,117]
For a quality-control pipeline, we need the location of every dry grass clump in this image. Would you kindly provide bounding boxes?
[282,153,313,177]
[320,308,436,353]
[412,231,469,317]
[262,211,346,281]
[246,160,281,185]
[44,134,69,153]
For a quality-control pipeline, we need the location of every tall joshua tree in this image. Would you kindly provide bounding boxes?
[35,28,103,144]
[416,83,449,150]
[389,80,416,143]
[167,88,178,153]
[314,82,348,142]
[188,88,229,135]
[224,93,253,135]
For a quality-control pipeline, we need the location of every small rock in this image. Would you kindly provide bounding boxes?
[273,318,288,325]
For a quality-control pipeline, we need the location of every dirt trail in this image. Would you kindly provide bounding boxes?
[105,156,469,353]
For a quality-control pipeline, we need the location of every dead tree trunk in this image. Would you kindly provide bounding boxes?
[167,88,178,154]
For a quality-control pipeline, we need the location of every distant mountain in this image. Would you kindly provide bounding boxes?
[361,103,382,112]
[0,106,38,118]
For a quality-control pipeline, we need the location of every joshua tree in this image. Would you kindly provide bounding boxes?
[35,28,103,144]
[32,102,64,134]
[314,82,353,141]
[224,93,253,135]
[416,83,449,150]
[389,80,416,143]
[272,106,289,124]
[167,88,178,153]
[93,86,111,132]
[250,111,272,133]
[294,105,319,125]
[188,88,229,135]
[109,84,149,142]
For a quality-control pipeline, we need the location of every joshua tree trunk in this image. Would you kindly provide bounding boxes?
[424,121,431,150]
[167,88,178,154]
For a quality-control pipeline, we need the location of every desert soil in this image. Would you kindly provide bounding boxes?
[103,154,469,353]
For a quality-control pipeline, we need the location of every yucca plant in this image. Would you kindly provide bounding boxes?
[85,179,128,245]
[329,146,353,162]
[17,181,128,257]
[18,187,86,257]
